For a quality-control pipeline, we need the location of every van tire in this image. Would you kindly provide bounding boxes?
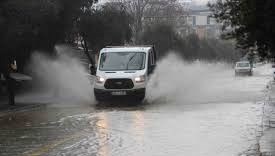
[94,93,105,102]
[136,95,145,102]
[135,91,146,102]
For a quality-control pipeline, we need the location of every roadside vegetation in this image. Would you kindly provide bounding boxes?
[209,0,275,59]
[0,0,248,74]
[141,23,241,62]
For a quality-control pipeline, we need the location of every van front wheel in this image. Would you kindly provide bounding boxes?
[136,95,145,102]
[94,90,106,102]
[94,94,105,102]
[135,90,146,102]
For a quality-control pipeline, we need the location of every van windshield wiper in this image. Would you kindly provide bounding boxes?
[126,53,138,70]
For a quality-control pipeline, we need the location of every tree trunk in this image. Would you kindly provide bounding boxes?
[81,34,96,75]
[81,35,94,65]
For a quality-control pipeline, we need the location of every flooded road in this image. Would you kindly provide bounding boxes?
[0,61,272,156]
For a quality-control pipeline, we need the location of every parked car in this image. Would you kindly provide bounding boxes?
[93,45,157,102]
[235,61,253,76]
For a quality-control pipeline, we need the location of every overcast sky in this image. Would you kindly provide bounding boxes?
[190,0,209,5]
[99,0,211,6]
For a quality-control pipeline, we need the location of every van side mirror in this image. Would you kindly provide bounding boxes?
[148,65,156,75]
[89,64,96,75]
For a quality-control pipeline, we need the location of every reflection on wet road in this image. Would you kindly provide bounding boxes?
[0,64,272,156]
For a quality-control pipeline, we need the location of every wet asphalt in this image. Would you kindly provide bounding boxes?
[0,64,273,156]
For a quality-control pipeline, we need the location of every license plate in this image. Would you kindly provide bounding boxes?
[111,91,127,96]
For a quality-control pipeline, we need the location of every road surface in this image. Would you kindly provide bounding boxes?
[0,62,272,156]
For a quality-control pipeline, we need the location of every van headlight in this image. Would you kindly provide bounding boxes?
[135,75,145,83]
[96,76,105,83]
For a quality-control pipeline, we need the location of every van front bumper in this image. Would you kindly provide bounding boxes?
[235,70,252,75]
[94,88,145,99]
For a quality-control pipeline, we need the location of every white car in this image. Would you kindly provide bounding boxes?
[94,46,157,101]
[235,61,253,76]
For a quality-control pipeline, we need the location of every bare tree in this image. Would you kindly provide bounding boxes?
[143,0,186,26]
[114,0,186,43]
[115,0,149,43]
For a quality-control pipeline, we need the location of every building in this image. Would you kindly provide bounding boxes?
[184,8,222,39]
[143,6,222,39]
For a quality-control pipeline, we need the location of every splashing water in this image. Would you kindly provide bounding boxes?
[28,45,95,104]
[146,53,271,105]
[24,48,270,106]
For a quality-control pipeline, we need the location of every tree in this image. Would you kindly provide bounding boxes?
[57,0,98,66]
[0,0,62,105]
[184,33,200,60]
[143,0,185,26]
[0,0,98,71]
[0,0,62,71]
[208,0,275,59]
[141,22,241,62]
[141,23,182,58]
[117,0,184,43]
[57,0,98,44]
[119,0,149,43]
[79,2,133,53]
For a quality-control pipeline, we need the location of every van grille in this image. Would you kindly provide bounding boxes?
[104,79,134,89]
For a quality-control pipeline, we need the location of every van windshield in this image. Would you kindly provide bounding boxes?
[237,62,250,67]
[99,52,146,71]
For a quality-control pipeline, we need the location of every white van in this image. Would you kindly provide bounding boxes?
[94,46,157,101]
[235,61,253,76]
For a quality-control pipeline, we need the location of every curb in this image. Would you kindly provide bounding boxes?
[0,102,47,117]
[258,80,275,155]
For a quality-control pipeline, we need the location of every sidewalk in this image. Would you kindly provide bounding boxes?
[0,95,46,117]
[260,81,275,156]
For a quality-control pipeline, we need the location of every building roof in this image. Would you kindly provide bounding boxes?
[101,46,153,53]
[189,9,211,16]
